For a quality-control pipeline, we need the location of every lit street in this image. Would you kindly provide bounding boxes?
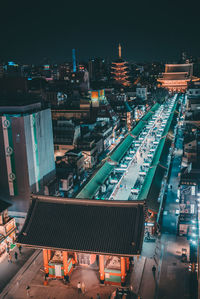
[156,124,191,298]
[113,96,177,201]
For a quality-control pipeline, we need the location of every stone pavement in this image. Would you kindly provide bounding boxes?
[0,245,35,293]
[0,247,159,299]
[0,250,118,299]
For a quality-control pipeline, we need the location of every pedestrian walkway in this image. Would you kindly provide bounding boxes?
[0,246,35,293]
[0,250,117,299]
[155,122,191,299]
[115,134,156,201]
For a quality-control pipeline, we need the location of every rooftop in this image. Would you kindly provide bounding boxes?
[0,198,12,213]
[17,196,145,256]
[0,93,42,113]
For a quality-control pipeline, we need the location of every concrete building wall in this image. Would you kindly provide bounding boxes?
[0,119,10,195]
[11,117,30,197]
[24,109,55,192]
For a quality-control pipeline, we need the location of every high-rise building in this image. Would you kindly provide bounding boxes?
[111,44,130,86]
[0,96,55,211]
[88,58,107,82]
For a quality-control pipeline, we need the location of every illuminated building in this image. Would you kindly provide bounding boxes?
[111,44,130,86]
[90,89,106,107]
[0,97,55,211]
[157,63,199,92]
[72,49,76,73]
[59,63,71,80]
[17,196,145,286]
[0,199,16,259]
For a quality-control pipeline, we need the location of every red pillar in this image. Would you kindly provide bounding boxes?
[99,255,105,283]
[43,249,49,274]
[74,252,78,264]
[126,257,130,272]
[121,257,126,286]
[62,251,68,277]
[47,250,51,260]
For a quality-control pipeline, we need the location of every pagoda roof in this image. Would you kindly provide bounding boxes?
[158,75,199,82]
[17,196,145,256]
[161,73,189,80]
[165,63,193,75]
[111,66,128,70]
[112,58,128,64]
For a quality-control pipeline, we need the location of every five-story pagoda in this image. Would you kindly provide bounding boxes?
[111,44,130,86]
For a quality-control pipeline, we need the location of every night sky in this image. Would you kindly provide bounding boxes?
[1,0,200,63]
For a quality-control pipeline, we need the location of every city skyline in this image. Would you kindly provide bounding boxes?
[1,1,200,298]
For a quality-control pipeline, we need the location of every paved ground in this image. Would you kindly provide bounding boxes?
[0,243,158,299]
[138,240,159,299]
[0,250,133,299]
[115,134,155,201]
[0,246,35,293]
[162,126,183,234]
[155,124,191,299]
[156,234,190,299]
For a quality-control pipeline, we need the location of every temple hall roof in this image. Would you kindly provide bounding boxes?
[165,64,193,75]
[17,196,145,256]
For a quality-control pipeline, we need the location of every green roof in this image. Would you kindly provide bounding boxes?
[110,135,133,162]
[137,98,179,210]
[76,161,114,199]
[76,103,161,199]
[111,103,161,163]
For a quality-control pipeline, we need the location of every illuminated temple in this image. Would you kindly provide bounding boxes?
[111,44,130,86]
[157,63,199,92]
[17,196,144,286]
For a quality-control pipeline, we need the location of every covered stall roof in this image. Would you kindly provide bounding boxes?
[76,161,114,199]
[137,98,179,211]
[111,103,160,163]
[110,135,133,163]
[76,103,160,199]
[17,196,145,256]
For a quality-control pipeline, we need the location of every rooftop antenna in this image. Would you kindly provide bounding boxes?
[119,43,122,59]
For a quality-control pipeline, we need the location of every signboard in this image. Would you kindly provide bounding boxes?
[55,264,62,277]
[191,186,195,196]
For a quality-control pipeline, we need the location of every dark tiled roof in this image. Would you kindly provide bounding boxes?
[0,198,12,213]
[17,197,145,256]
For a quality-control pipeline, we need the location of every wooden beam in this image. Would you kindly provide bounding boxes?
[43,249,49,274]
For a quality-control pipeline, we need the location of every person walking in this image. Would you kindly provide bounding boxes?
[26,285,30,297]
[18,245,22,254]
[8,253,12,263]
[14,251,18,261]
[152,265,156,277]
[81,281,85,294]
[96,293,101,299]
[77,281,81,294]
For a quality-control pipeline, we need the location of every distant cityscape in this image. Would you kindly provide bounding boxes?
[0,45,200,299]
